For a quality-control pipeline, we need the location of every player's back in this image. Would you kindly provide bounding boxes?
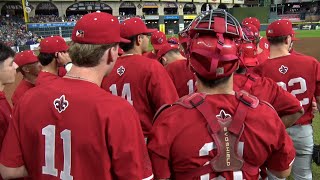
[165,60,196,97]
[15,78,148,179]
[148,94,295,179]
[255,54,320,125]
[234,73,302,117]
[102,54,178,136]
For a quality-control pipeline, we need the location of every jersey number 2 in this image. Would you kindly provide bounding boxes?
[42,125,73,180]
[277,77,309,105]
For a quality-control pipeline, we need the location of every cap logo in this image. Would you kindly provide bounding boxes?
[267,30,273,34]
[76,30,84,38]
[158,38,164,44]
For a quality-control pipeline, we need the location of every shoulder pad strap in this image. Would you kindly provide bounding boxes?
[153,104,172,123]
[175,93,207,109]
[260,100,276,111]
[235,90,259,109]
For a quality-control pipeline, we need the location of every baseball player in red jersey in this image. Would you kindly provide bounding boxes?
[254,19,320,180]
[148,10,295,180]
[0,43,17,157]
[143,31,167,60]
[242,17,270,64]
[157,43,196,97]
[102,17,178,138]
[36,36,72,86]
[0,12,153,180]
[234,42,303,128]
[12,50,42,106]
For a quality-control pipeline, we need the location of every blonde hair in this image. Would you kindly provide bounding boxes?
[68,42,117,67]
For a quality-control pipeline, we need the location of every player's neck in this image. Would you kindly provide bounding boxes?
[65,65,103,86]
[24,73,37,85]
[41,63,58,75]
[0,83,4,92]
[124,47,142,56]
[269,46,290,59]
[197,75,235,95]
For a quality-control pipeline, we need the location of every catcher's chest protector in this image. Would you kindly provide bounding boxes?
[174,91,260,178]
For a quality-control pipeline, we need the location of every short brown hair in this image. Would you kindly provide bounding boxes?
[68,42,117,67]
[267,36,288,45]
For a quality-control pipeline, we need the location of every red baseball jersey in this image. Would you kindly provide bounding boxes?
[0,91,12,152]
[0,78,153,179]
[143,51,158,60]
[234,73,302,117]
[257,49,269,64]
[36,71,60,86]
[165,60,196,97]
[58,66,67,77]
[102,54,179,137]
[11,79,34,106]
[259,37,269,51]
[254,54,320,125]
[148,94,295,179]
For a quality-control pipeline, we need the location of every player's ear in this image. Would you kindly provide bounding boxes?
[106,46,118,65]
[137,34,143,46]
[21,65,30,73]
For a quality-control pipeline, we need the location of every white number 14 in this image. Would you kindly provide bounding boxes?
[42,125,73,180]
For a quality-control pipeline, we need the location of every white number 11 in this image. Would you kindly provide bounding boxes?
[42,125,73,180]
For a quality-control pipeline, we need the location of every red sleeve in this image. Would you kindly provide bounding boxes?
[314,62,320,96]
[107,103,153,179]
[0,111,9,151]
[148,108,178,179]
[265,115,295,171]
[263,78,302,117]
[0,105,24,167]
[147,63,178,110]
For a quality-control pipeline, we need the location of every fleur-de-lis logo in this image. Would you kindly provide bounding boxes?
[53,95,69,113]
[117,66,125,76]
[279,65,288,74]
[216,110,231,120]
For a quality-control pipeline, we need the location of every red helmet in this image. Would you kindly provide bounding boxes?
[239,42,258,67]
[189,34,239,80]
[242,23,259,42]
[188,10,246,40]
[242,17,261,31]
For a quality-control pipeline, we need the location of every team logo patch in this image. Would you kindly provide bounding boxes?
[117,66,125,76]
[216,67,224,75]
[216,109,232,120]
[267,29,273,34]
[279,65,288,74]
[76,30,84,38]
[54,95,69,113]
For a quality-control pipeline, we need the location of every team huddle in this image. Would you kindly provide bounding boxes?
[0,9,319,180]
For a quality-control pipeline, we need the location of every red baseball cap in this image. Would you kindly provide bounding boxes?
[266,19,297,40]
[167,37,179,45]
[242,17,261,31]
[72,12,129,44]
[120,17,157,38]
[157,43,179,60]
[39,36,69,53]
[14,50,38,67]
[151,31,167,51]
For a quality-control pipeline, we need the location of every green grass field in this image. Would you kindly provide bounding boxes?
[260,30,320,38]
